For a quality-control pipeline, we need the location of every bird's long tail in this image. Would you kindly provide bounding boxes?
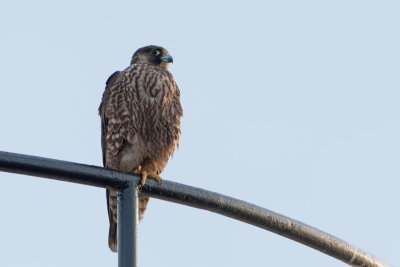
[108,219,117,252]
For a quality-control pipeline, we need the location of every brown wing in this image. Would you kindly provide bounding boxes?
[99,70,137,169]
[99,71,121,167]
[99,71,125,252]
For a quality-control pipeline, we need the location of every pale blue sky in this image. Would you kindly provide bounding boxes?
[0,1,399,266]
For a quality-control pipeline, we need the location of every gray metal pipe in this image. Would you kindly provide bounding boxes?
[118,185,138,267]
[0,151,391,267]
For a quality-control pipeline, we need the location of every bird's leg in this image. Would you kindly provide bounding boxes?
[133,165,142,174]
[133,166,162,186]
[140,171,162,186]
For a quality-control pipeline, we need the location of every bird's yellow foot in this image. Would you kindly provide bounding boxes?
[133,166,142,174]
[134,166,162,186]
[140,171,162,186]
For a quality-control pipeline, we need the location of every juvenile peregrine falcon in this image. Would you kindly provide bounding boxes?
[99,45,182,252]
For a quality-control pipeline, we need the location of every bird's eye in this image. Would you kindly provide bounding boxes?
[150,49,160,56]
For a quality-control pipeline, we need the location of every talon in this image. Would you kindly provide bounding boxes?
[134,166,163,186]
[141,171,148,186]
[133,166,142,174]
[139,171,162,186]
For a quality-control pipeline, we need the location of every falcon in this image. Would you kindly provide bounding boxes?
[99,45,183,252]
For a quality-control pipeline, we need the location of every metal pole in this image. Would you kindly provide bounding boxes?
[118,185,138,267]
[0,151,391,266]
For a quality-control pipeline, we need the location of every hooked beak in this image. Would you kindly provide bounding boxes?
[160,54,173,63]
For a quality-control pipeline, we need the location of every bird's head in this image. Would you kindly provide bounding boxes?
[131,45,173,69]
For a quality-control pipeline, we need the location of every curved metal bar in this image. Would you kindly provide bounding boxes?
[0,151,390,267]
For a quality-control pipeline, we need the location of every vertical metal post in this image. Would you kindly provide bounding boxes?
[118,185,138,267]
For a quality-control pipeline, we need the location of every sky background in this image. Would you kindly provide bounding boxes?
[0,1,399,266]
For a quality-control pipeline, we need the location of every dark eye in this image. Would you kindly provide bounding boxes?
[150,49,160,56]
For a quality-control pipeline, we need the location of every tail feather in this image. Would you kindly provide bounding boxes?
[108,221,117,252]
[138,197,149,221]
